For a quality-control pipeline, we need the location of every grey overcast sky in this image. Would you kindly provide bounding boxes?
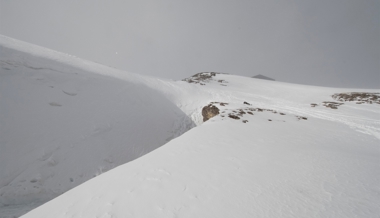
[1,0,379,88]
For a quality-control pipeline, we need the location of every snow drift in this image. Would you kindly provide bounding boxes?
[0,35,199,216]
[0,35,379,218]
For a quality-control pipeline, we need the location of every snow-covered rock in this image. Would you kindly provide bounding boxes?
[252,74,275,81]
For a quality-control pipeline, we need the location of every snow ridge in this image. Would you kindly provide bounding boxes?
[0,36,379,218]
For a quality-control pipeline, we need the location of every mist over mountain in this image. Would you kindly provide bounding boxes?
[1,1,379,88]
[0,36,379,218]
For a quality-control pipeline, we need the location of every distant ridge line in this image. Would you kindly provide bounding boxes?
[252,74,275,81]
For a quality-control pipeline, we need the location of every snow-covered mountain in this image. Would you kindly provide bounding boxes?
[0,35,205,217]
[1,35,379,218]
[252,74,275,81]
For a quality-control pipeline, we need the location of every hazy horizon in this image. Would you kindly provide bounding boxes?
[1,0,379,88]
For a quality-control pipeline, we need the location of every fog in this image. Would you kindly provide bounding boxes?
[1,0,379,88]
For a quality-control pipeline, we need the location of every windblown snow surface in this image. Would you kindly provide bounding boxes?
[1,35,379,218]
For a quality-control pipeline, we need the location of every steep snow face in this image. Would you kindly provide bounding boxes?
[1,36,380,218]
[21,91,380,218]
[22,72,380,217]
[0,36,199,216]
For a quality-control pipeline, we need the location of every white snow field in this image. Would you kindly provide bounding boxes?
[0,35,379,217]
[0,35,202,217]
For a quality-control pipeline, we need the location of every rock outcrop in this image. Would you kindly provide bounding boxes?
[332,92,380,104]
[202,104,220,122]
[182,72,228,86]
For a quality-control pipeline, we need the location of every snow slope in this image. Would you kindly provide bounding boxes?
[22,111,380,218]
[22,73,380,217]
[1,36,379,217]
[0,35,206,217]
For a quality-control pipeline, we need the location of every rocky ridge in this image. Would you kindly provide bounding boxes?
[182,72,228,86]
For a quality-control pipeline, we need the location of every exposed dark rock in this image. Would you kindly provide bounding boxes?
[228,114,240,120]
[322,101,344,109]
[252,74,275,81]
[211,102,228,106]
[296,116,308,120]
[202,104,220,122]
[208,102,306,124]
[238,110,246,115]
[182,72,228,86]
[332,92,380,104]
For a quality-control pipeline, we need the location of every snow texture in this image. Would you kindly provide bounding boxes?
[0,35,379,218]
